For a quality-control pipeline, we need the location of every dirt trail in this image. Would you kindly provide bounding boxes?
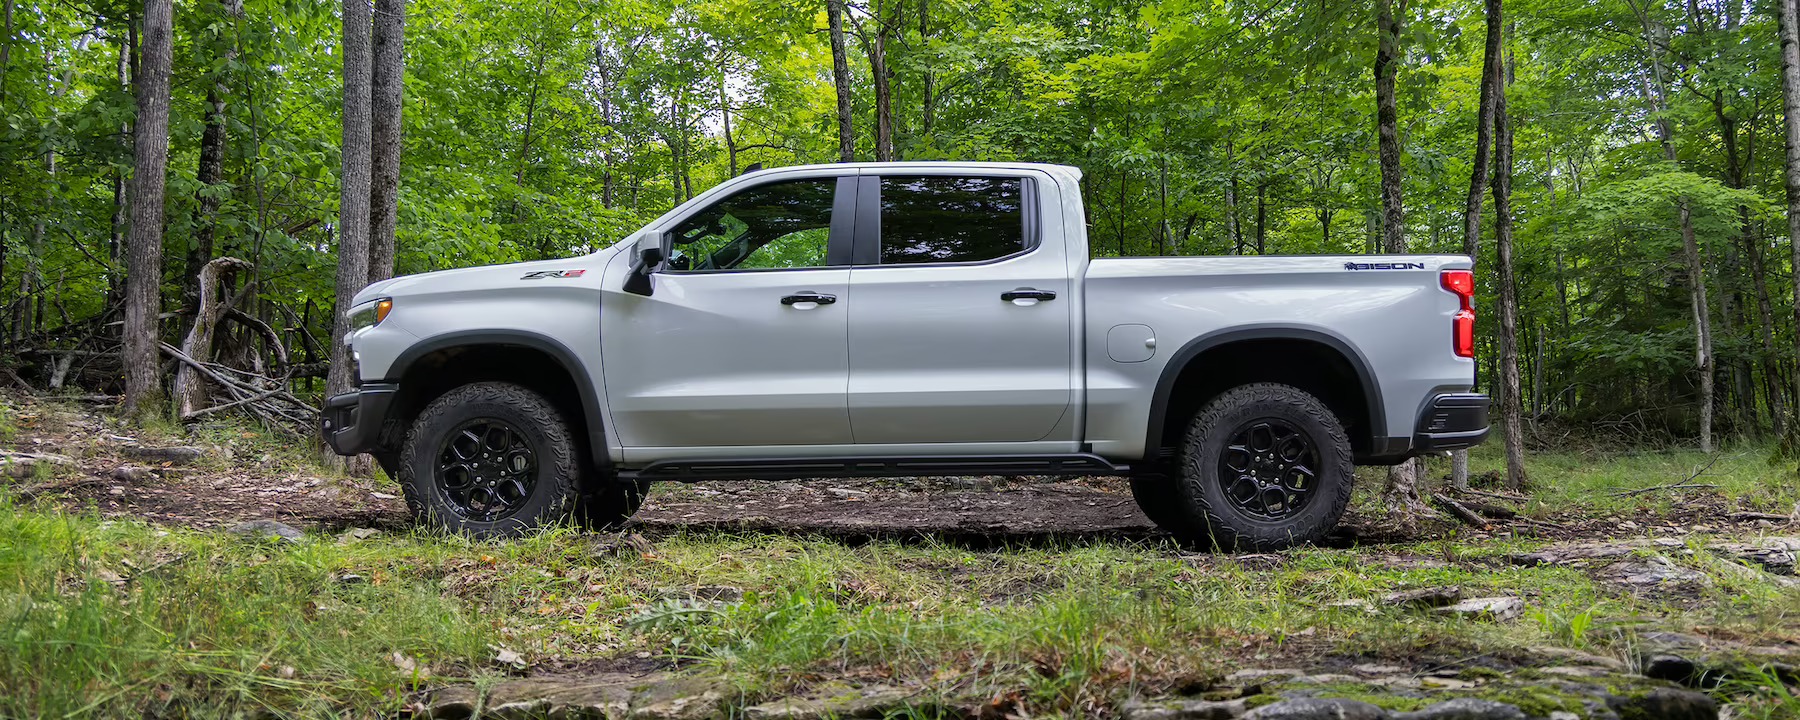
[2,394,1791,548]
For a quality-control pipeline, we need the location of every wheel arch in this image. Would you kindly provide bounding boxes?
[1144,326,1386,465]
[384,330,609,470]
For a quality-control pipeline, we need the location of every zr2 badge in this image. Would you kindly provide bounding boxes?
[521,269,587,279]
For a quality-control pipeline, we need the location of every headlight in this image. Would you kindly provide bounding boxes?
[348,298,393,332]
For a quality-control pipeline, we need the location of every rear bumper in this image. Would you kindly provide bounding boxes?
[1412,393,1490,452]
[320,383,397,456]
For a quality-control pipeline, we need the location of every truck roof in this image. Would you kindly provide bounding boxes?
[743,161,1083,179]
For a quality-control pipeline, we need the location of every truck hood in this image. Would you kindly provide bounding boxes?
[351,249,619,306]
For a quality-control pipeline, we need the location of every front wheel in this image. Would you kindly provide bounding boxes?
[1161,383,1354,551]
[398,382,580,538]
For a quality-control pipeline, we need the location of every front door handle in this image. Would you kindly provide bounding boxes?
[781,292,838,306]
[1001,288,1057,302]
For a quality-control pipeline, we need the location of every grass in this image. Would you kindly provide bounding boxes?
[0,399,1797,717]
[0,495,1795,718]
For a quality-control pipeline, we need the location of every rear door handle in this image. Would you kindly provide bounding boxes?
[1001,288,1057,302]
[781,292,838,306]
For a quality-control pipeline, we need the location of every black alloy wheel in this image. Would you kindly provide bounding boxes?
[437,419,538,521]
[1218,419,1319,520]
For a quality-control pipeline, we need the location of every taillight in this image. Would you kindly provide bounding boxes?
[1441,269,1475,358]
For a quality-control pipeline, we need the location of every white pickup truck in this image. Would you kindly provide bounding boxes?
[321,162,1488,549]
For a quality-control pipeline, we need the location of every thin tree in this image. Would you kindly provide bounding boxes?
[1492,35,1527,491]
[327,0,373,433]
[368,0,404,284]
[1375,0,1427,517]
[865,0,897,162]
[121,0,174,421]
[1452,0,1503,490]
[1779,0,1800,462]
[1628,0,1713,453]
[829,0,855,162]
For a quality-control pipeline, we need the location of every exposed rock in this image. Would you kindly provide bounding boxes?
[1392,698,1525,720]
[1284,673,1361,685]
[1224,669,1306,686]
[1611,556,1707,586]
[1509,541,1643,566]
[122,445,206,464]
[333,572,367,585]
[421,686,478,719]
[1711,537,1798,575]
[1603,687,1717,720]
[1527,646,1625,669]
[1245,698,1386,720]
[1539,666,1614,679]
[1641,654,1698,686]
[1637,631,1708,651]
[743,684,917,720]
[630,676,729,720]
[1434,596,1523,621]
[338,527,382,542]
[1351,664,1407,677]
[0,451,75,477]
[227,519,305,543]
[1327,599,1376,613]
[1121,698,1247,720]
[1383,586,1462,609]
[110,465,155,482]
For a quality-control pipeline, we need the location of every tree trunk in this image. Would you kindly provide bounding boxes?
[187,79,229,310]
[174,257,251,417]
[1493,48,1527,491]
[367,0,404,285]
[1452,0,1499,505]
[1375,0,1406,254]
[719,70,737,176]
[328,0,374,407]
[1631,0,1713,453]
[868,0,895,162]
[122,0,175,421]
[828,0,855,162]
[918,0,934,139]
[1375,0,1426,516]
[1224,138,1241,252]
[1778,0,1800,454]
[107,18,133,311]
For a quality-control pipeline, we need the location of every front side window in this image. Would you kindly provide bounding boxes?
[879,176,1026,265]
[669,178,837,271]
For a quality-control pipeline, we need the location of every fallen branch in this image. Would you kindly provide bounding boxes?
[1727,511,1794,523]
[16,477,104,501]
[1611,483,1717,498]
[1431,493,1490,529]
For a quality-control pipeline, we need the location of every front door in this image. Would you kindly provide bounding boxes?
[601,175,856,453]
[846,173,1076,445]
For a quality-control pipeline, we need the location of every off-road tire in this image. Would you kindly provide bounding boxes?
[575,476,650,530]
[1170,383,1353,551]
[398,382,579,538]
[1128,474,1194,535]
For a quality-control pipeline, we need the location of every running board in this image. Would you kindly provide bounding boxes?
[620,454,1129,482]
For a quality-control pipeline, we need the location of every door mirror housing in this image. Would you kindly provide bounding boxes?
[624,246,664,297]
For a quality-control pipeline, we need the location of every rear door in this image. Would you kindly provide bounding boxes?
[845,172,1076,445]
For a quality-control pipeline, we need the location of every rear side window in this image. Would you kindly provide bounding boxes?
[879,176,1026,265]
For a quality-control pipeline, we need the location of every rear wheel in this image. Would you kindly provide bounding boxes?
[1164,383,1353,551]
[398,382,579,538]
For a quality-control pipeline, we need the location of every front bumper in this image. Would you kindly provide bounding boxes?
[1412,393,1490,452]
[320,383,397,456]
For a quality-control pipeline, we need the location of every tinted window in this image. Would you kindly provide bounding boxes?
[879,176,1025,265]
[668,178,836,271]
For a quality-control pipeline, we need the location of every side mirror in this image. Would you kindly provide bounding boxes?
[623,246,663,297]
